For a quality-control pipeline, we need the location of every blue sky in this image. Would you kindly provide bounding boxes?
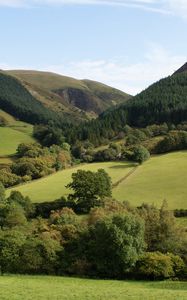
[0,0,187,95]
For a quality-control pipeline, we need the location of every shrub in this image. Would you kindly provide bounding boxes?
[136,252,185,280]
[132,145,150,164]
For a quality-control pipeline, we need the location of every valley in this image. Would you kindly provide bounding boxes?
[1,3,187,299]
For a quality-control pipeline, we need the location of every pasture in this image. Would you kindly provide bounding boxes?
[7,151,187,209]
[113,151,187,210]
[0,276,186,300]
[0,127,34,156]
[7,161,136,203]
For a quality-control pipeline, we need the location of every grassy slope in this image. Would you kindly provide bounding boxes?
[7,70,89,91]
[0,109,33,135]
[0,127,34,156]
[7,161,135,202]
[0,276,186,300]
[0,109,34,156]
[113,151,187,209]
[6,70,130,114]
[7,151,187,209]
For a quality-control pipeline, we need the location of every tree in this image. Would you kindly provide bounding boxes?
[132,145,150,164]
[136,252,185,280]
[4,204,27,228]
[82,214,145,278]
[67,169,112,212]
[0,182,5,203]
[7,191,33,217]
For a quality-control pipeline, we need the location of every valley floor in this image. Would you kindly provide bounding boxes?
[0,275,187,300]
[7,151,187,209]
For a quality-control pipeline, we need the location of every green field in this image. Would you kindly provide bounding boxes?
[0,109,33,135]
[113,151,187,209]
[0,276,186,300]
[0,109,34,157]
[176,217,187,229]
[0,127,34,156]
[7,161,136,202]
[7,151,187,209]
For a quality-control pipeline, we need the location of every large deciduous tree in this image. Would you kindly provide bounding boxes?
[67,169,112,212]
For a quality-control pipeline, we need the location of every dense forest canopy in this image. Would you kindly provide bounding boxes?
[0,72,71,128]
[66,71,187,145]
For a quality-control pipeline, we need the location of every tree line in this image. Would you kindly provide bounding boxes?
[65,73,187,146]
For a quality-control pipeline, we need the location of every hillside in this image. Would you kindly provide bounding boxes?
[0,109,34,153]
[0,109,35,168]
[7,151,187,209]
[70,63,187,144]
[6,70,130,116]
[0,72,70,127]
[174,62,187,75]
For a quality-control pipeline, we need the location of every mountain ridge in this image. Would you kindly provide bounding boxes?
[173,62,187,75]
[5,70,131,116]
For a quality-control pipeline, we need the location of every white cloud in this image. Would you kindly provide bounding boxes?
[1,1,187,19]
[165,0,187,19]
[40,45,186,95]
[1,0,187,19]
[1,45,185,95]
[0,1,172,15]
[0,0,26,7]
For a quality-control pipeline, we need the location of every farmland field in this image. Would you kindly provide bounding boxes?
[0,276,186,300]
[7,161,136,203]
[0,127,34,156]
[113,151,187,210]
[7,151,187,209]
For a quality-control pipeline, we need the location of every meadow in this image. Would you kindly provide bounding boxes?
[7,161,136,203]
[7,151,187,209]
[0,109,34,157]
[113,151,187,210]
[0,275,186,300]
[0,127,34,156]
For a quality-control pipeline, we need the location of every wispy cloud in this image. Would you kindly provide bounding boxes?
[43,46,184,95]
[2,45,184,95]
[1,1,187,19]
[0,1,170,14]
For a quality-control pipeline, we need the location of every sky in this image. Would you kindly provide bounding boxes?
[0,0,187,95]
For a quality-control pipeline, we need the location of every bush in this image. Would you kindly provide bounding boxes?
[136,252,185,280]
[0,169,22,188]
[132,145,150,164]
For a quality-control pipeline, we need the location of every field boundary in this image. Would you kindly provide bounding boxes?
[112,165,139,188]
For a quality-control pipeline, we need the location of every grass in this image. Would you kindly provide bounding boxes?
[7,70,89,91]
[0,275,186,300]
[7,161,135,203]
[7,151,187,209]
[0,109,34,157]
[113,151,187,210]
[176,217,187,229]
[0,109,33,136]
[0,127,34,156]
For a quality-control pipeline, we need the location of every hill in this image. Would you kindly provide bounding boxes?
[174,62,187,75]
[0,127,34,156]
[7,151,187,209]
[6,70,131,116]
[0,109,34,161]
[0,72,70,127]
[71,64,187,144]
[0,109,35,168]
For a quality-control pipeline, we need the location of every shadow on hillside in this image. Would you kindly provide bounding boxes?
[109,163,136,169]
